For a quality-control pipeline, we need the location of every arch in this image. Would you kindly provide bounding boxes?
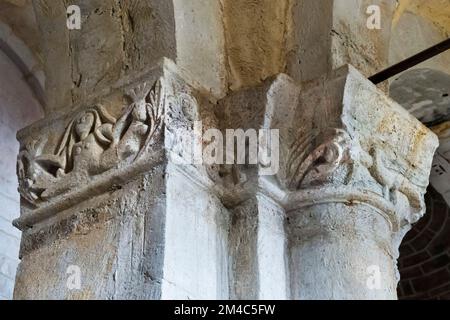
[0,20,45,109]
[389,3,450,78]
[0,34,44,299]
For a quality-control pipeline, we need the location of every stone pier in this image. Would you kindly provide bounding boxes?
[8,0,440,300]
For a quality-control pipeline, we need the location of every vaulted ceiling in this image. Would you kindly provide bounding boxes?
[395,0,450,36]
[0,0,42,66]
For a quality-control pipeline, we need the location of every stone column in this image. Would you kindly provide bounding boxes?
[14,0,231,299]
[13,59,230,299]
[259,65,438,300]
[216,82,291,300]
[12,1,438,300]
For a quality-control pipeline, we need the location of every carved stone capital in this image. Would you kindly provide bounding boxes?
[14,59,215,230]
[263,65,439,232]
[254,66,439,300]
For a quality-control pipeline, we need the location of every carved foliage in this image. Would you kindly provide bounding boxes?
[285,128,350,190]
[17,79,165,205]
[165,91,199,153]
[17,138,52,206]
[284,127,429,220]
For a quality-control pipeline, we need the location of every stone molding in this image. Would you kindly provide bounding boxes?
[259,65,439,234]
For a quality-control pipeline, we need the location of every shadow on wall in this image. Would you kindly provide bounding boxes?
[0,49,43,300]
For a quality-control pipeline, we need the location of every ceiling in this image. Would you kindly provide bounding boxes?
[395,0,450,36]
[0,0,42,66]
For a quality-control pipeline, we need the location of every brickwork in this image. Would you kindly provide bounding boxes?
[398,188,450,300]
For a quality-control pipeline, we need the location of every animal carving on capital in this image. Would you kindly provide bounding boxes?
[17,79,165,205]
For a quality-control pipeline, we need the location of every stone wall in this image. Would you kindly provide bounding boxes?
[0,49,42,299]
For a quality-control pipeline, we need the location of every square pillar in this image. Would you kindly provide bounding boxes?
[13,59,229,299]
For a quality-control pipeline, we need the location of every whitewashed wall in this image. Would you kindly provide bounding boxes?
[0,49,42,299]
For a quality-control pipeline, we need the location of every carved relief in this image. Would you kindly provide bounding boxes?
[367,146,429,220]
[17,79,166,206]
[285,129,350,189]
[283,127,429,221]
[115,80,165,161]
[165,91,199,154]
[53,105,116,175]
[17,138,54,207]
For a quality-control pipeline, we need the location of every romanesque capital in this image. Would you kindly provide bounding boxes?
[14,58,215,232]
[261,64,439,235]
[255,65,439,300]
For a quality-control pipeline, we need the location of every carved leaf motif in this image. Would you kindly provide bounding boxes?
[17,138,49,205]
[286,129,350,189]
[164,91,201,163]
[134,79,165,159]
[17,79,167,204]
[166,92,198,132]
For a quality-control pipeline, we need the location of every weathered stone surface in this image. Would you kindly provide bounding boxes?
[13,58,232,300]
[390,69,450,126]
[390,11,450,78]
[5,1,446,301]
[15,170,167,299]
[0,273,15,299]
[33,0,176,113]
[258,65,438,299]
[395,0,450,36]
[287,0,396,83]
[221,0,289,91]
[430,122,450,207]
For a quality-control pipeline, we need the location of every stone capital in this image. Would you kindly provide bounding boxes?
[262,65,438,232]
[255,65,439,300]
[13,59,233,300]
[14,58,217,231]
